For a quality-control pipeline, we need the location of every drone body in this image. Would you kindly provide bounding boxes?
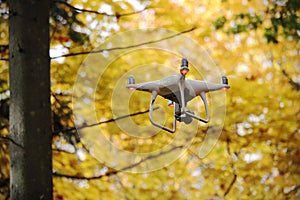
[126,58,230,133]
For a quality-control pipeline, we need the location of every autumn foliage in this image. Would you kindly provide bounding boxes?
[0,0,299,199]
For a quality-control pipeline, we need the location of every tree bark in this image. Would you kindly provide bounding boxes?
[9,0,52,199]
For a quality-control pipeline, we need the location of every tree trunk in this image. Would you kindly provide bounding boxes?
[9,0,52,199]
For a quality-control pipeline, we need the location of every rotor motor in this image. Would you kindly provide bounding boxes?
[128,75,135,84]
[221,76,228,85]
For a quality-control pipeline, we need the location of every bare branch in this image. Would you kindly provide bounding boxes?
[121,145,184,172]
[224,137,237,197]
[0,45,9,61]
[0,45,8,52]
[53,107,159,134]
[52,148,74,154]
[282,69,300,91]
[78,107,159,130]
[0,11,9,16]
[224,174,237,197]
[53,170,118,180]
[53,145,184,180]
[53,0,149,17]
[0,58,9,62]
[50,27,197,59]
[0,135,24,149]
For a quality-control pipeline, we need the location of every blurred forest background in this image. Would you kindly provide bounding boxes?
[0,0,300,199]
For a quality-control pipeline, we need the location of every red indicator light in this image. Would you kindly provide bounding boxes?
[180,69,189,75]
[128,87,136,91]
[168,102,174,107]
[222,87,229,91]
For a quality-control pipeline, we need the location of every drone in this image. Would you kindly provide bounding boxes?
[126,58,230,133]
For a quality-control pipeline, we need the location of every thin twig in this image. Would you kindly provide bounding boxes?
[53,107,159,134]
[54,0,149,17]
[0,11,9,16]
[282,69,300,91]
[0,135,24,149]
[224,174,237,197]
[53,170,118,180]
[224,137,237,197]
[0,58,9,61]
[52,148,75,154]
[50,27,197,59]
[53,145,184,180]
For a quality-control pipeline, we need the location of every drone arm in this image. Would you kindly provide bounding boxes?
[178,79,186,109]
[185,92,209,123]
[149,91,176,133]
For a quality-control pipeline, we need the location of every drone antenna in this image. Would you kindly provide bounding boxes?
[180,58,189,75]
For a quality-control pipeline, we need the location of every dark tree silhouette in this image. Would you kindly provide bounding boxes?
[9,0,52,199]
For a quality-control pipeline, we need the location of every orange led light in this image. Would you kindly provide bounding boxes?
[180,69,189,75]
